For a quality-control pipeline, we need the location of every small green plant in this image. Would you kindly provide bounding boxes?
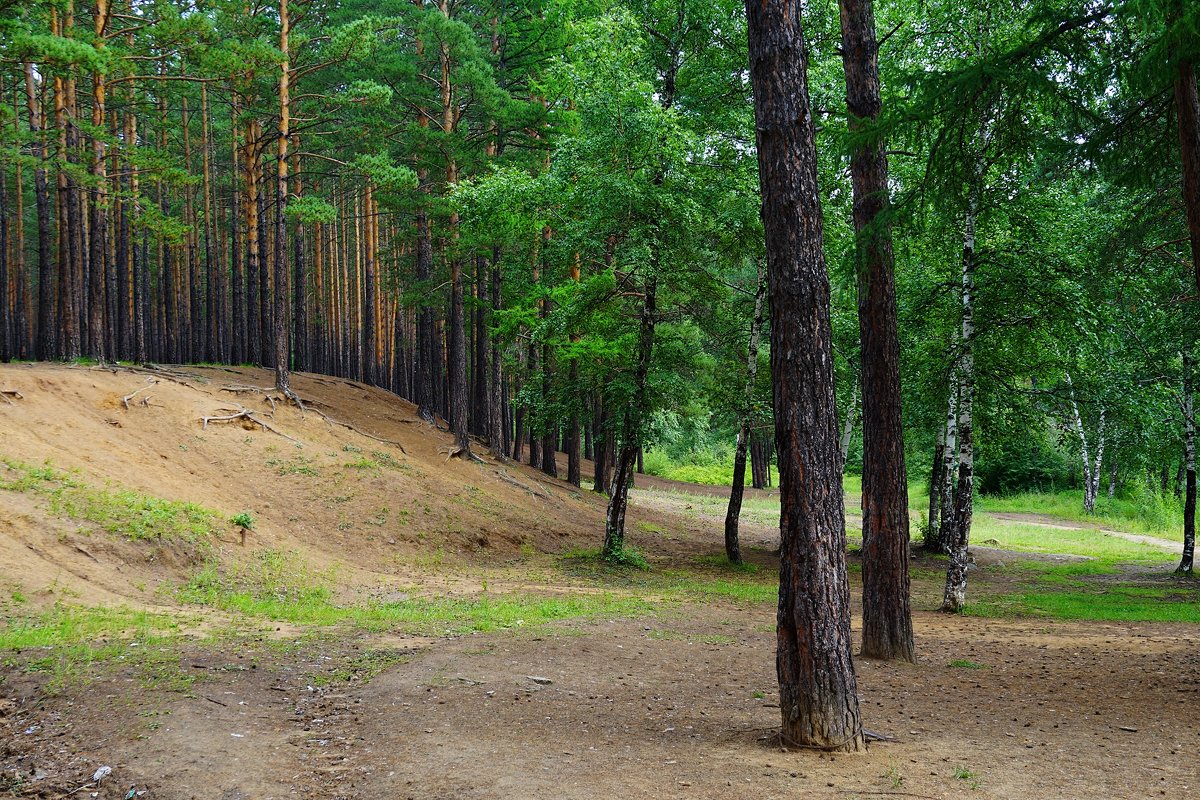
[953,766,982,790]
[231,512,254,530]
[884,764,904,789]
[602,545,651,570]
[948,659,987,669]
[752,689,766,699]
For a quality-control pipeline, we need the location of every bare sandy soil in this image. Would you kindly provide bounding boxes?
[1,363,1198,800]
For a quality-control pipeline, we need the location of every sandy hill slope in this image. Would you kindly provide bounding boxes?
[0,362,610,609]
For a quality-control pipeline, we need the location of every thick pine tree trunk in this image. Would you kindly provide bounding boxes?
[746,0,864,751]
[839,0,913,660]
[415,200,436,420]
[0,150,9,362]
[725,264,767,565]
[603,279,656,560]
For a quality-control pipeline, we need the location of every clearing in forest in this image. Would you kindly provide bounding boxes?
[1,363,1197,800]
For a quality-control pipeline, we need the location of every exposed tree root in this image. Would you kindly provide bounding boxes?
[122,379,158,409]
[0,389,23,404]
[494,468,550,498]
[440,444,485,463]
[309,405,407,453]
[199,405,302,444]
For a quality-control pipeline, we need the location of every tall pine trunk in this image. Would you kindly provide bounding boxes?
[746,0,864,751]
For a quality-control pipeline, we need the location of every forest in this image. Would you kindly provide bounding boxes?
[1,0,1199,795]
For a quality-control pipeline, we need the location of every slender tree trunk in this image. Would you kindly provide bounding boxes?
[941,184,979,614]
[274,0,292,394]
[838,383,858,474]
[725,263,767,565]
[1179,356,1195,575]
[939,367,959,552]
[746,0,864,750]
[489,247,506,460]
[925,425,945,550]
[1107,459,1118,499]
[24,63,55,361]
[566,253,582,486]
[603,279,656,559]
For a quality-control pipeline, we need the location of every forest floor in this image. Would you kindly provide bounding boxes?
[1,363,1198,800]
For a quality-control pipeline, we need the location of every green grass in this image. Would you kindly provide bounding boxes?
[966,584,1200,622]
[948,659,987,669]
[979,489,1181,535]
[1,457,220,544]
[177,549,653,631]
[969,517,1175,563]
[0,605,193,693]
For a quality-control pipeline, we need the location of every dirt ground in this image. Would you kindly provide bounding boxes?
[2,363,1198,799]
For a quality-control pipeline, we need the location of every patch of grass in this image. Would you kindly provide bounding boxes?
[178,550,652,631]
[645,629,735,645]
[0,605,188,694]
[266,456,319,476]
[2,458,221,544]
[966,585,1200,622]
[694,554,760,574]
[968,516,1175,564]
[562,546,651,571]
[948,659,987,669]
[979,489,1181,535]
[344,457,380,471]
[953,765,982,790]
[311,649,410,686]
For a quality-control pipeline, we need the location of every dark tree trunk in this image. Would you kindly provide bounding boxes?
[363,192,377,386]
[449,253,470,453]
[593,394,609,494]
[488,248,506,459]
[926,428,945,550]
[746,0,865,751]
[839,0,913,662]
[725,264,767,565]
[415,204,435,420]
[1180,357,1195,575]
[603,279,656,560]
[25,64,55,362]
[512,372,525,462]
[473,253,488,436]
[0,156,9,362]
[1174,49,1200,299]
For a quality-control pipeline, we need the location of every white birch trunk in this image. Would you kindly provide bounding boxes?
[942,178,978,613]
[839,382,859,475]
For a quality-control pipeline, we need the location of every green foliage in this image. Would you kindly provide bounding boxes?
[230,512,255,530]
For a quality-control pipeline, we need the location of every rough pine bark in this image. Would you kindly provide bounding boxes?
[746,0,865,751]
[724,264,767,565]
[1173,47,1200,297]
[274,0,292,396]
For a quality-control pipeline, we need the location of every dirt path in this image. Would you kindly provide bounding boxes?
[987,512,1180,553]
[6,601,1198,800]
